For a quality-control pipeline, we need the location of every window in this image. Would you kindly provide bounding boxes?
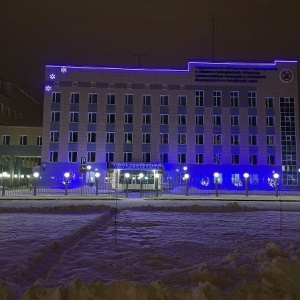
[51,112,60,122]
[106,132,115,143]
[69,151,77,162]
[160,153,168,163]
[0,103,3,113]
[124,132,133,143]
[160,133,168,144]
[70,92,79,103]
[195,115,204,125]
[230,91,239,107]
[160,114,169,125]
[213,115,222,125]
[72,82,78,87]
[178,95,187,106]
[89,93,98,104]
[178,114,187,125]
[87,132,96,143]
[250,155,257,165]
[124,113,133,124]
[266,116,275,126]
[231,135,239,145]
[69,131,78,142]
[52,92,61,103]
[12,110,16,118]
[142,133,151,144]
[267,155,275,165]
[195,134,204,144]
[195,90,204,106]
[160,95,169,106]
[213,134,222,145]
[50,131,59,142]
[248,91,257,107]
[178,133,186,144]
[143,95,151,105]
[196,153,204,164]
[70,112,79,122]
[248,116,257,126]
[2,135,10,145]
[230,115,239,126]
[88,112,97,123]
[143,114,151,124]
[232,154,239,165]
[142,152,151,162]
[214,154,221,164]
[124,152,132,162]
[178,153,186,164]
[125,94,133,105]
[88,151,96,162]
[107,113,116,123]
[267,135,275,146]
[107,94,116,104]
[36,136,43,146]
[17,113,21,121]
[266,97,274,108]
[213,91,222,106]
[249,135,257,146]
[50,151,58,162]
[6,107,10,116]
[20,135,27,145]
[106,152,114,162]
[91,82,96,88]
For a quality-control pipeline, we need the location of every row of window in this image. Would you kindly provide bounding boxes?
[0,103,22,120]
[51,111,280,126]
[2,135,42,146]
[49,151,276,165]
[52,91,274,108]
[49,131,276,146]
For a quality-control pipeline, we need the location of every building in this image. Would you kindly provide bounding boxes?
[41,60,299,191]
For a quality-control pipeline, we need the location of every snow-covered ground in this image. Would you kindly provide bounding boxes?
[1,198,300,299]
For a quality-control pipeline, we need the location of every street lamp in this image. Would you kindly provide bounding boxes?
[33,172,39,196]
[2,172,8,196]
[273,173,279,197]
[184,173,190,196]
[64,172,70,195]
[124,173,130,198]
[87,165,91,185]
[95,172,100,196]
[139,172,144,198]
[154,173,159,197]
[243,173,250,197]
[214,172,220,197]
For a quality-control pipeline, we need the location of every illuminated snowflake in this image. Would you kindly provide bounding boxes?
[45,85,52,92]
[49,73,56,80]
[61,66,67,73]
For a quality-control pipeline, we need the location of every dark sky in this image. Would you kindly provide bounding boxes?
[0,0,300,103]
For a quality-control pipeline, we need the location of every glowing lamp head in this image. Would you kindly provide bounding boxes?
[64,172,70,178]
[213,172,220,178]
[243,173,250,179]
[125,173,130,178]
[87,165,92,171]
[33,172,39,178]
[95,172,100,178]
[273,173,279,179]
[183,166,188,171]
[184,174,190,180]
[139,173,144,179]
[154,173,159,178]
[2,172,8,178]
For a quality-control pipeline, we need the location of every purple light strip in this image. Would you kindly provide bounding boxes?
[46,59,297,73]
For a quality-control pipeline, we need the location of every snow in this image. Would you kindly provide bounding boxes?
[0,198,300,299]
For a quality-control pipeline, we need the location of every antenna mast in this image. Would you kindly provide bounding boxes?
[133,52,147,67]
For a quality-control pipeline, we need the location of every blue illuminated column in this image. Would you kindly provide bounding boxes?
[273,173,279,197]
[155,173,159,197]
[243,173,249,197]
[184,173,190,196]
[95,172,100,196]
[64,172,70,195]
[33,172,39,196]
[1,172,8,196]
[87,165,91,185]
[125,172,130,198]
[214,172,220,197]
[139,173,144,198]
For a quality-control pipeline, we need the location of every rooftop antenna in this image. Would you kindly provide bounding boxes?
[133,51,147,67]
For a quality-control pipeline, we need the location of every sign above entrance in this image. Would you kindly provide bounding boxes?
[111,162,162,170]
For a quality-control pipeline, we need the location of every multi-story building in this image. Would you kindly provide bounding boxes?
[41,60,299,190]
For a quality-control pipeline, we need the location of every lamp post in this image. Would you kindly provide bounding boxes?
[64,172,70,195]
[87,165,91,185]
[139,172,144,198]
[214,172,220,197]
[124,172,130,198]
[184,173,190,196]
[2,172,8,196]
[155,173,159,197]
[95,172,100,195]
[33,172,39,196]
[273,173,279,197]
[243,173,249,197]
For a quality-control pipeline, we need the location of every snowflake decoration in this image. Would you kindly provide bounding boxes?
[61,66,67,73]
[45,85,52,92]
[49,73,56,80]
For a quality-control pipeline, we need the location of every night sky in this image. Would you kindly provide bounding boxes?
[0,0,300,103]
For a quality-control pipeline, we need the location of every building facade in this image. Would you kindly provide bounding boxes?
[41,60,299,191]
